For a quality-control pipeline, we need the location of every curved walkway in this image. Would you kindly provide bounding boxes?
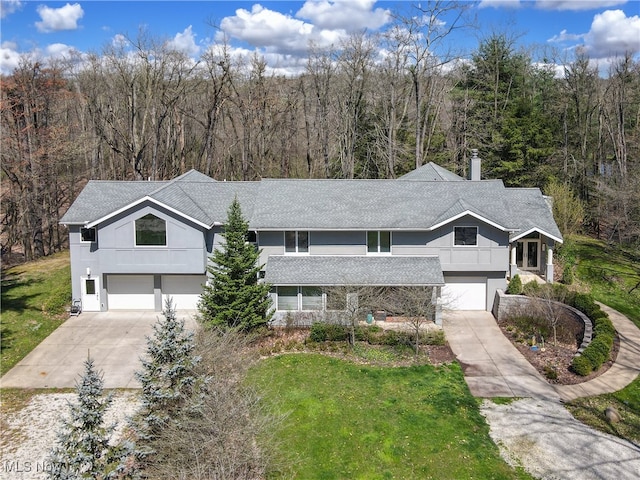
[556,303,640,401]
[443,305,640,400]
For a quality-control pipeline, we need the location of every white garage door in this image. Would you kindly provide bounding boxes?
[443,277,487,310]
[108,275,155,310]
[162,275,207,310]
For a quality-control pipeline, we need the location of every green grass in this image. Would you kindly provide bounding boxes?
[1,251,71,376]
[560,235,640,320]
[249,354,532,479]
[559,235,640,443]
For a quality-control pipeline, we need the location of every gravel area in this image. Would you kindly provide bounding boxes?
[481,398,640,479]
[0,392,140,480]
[3,392,640,479]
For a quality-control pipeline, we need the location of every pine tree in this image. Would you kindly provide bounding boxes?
[134,297,204,443]
[199,197,273,331]
[48,356,134,479]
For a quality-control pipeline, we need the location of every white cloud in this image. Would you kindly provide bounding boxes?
[0,40,21,74]
[296,0,390,30]
[45,42,76,59]
[584,9,640,57]
[547,29,585,43]
[478,0,522,8]
[535,0,627,11]
[112,34,128,49]
[1,0,22,19]
[219,4,327,54]
[35,3,84,33]
[167,26,200,56]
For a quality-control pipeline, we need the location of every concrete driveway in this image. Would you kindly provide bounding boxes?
[0,310,199,389]
[443,310,561,400]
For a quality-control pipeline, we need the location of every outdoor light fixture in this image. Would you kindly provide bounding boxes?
[86,267,91,278]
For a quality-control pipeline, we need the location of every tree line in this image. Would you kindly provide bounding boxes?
[2,7,639,262]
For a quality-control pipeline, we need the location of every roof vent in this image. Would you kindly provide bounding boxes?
[470,149,481,181]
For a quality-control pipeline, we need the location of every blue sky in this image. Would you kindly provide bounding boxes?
[1,1,639,75]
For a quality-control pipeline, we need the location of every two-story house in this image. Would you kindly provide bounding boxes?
[60,153,562,319]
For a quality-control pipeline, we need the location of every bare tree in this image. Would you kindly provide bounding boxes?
[393,1,472,168]
[378,286,439,355]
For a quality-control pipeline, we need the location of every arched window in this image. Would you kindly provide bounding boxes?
[135,214,166,246]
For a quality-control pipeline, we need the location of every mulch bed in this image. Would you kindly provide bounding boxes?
[497,321,618,385]
[255,328,457,367]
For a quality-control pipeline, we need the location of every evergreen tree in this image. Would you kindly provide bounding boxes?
[134,297,204,443]
[199,197,273,331]
[48,356,134,479]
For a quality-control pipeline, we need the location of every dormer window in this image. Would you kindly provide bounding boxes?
[80,227,96,243]
[135,214,166,246]
[454,226,477,246]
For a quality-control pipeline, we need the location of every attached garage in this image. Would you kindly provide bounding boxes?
[161,275,207,310]
[107,275,155,310]
[442,276,487,310]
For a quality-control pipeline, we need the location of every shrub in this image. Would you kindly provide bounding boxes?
[420,329,445,346]
[522,280,541,296]
[594,317,616,337]
[355,324,383,342]
[378,330,411,346]
[543,365,558,380]
[507,275,523,295]
[570,293,601,319]
[572,355,592,376]
[309,322,348,342]
[581,344,606,370]
[591,334,613,356]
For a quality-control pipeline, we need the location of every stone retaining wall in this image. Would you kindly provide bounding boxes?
[492,289,592,353]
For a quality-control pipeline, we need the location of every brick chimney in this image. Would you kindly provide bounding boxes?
[470,149,481,181]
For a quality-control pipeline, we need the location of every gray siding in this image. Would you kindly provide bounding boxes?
[309,231,365,255]
[96,203,207,274]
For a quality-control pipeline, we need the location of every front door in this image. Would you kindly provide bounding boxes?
[516,240,540,270]
[81,276,101,311]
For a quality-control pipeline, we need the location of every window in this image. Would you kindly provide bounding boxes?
[285,231,309,253]
[367,231,391,253]
[454,226,477,246]
[80,227,96,243]
[135,214,166,246]
[276,286,323,310]
[277,286,298,310]
[301,287,323,310]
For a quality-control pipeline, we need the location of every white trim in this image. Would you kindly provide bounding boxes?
[86,196,210,229]
[511,227,563,244]
[430,210,509,232]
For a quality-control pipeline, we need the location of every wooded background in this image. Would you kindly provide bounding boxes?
[2,5,639,262]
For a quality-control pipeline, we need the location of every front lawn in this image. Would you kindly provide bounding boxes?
[1,252,71,376]
[250,354,531,479]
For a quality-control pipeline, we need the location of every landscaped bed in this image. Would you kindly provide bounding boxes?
[497,314,617,385]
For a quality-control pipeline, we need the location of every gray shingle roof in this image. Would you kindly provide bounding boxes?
[399,162,465,181]
[250,178,513,230]
[60,168,562,243]
[264,255,444,286]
